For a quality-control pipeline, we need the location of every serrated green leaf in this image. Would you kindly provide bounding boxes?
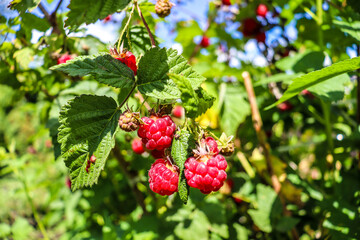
[58,95,120,191]
[266,57,360,110]
[220,84,250,136]
[8,0,41,13]
[253,73,304,87]
[13,47,34,69]
[50,53,135,89]
[137,47,206,100]
[171,129,195,204]
[65,0,130,29]
[169,73,214,118]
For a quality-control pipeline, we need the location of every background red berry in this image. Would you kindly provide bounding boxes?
[242,18,260,37]
[132,138,145,154]
[200,36,210,48]
[222,0,231,6]
[57,54,73,64]
[172,105,184,118]
[256,4,268,17]
[137,115,176,150]
[148,159,179,196]
[277,101,293,112]
[103,15,112,23]
[256,32,266,43]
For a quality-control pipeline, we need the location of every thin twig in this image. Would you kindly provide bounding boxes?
[52,0,63,14]
[135,1,156,47]
[112,145,147,213]
[119,84,136,109]
[38,3,51,20]
[242,71,299,240]
[135,91,151,111]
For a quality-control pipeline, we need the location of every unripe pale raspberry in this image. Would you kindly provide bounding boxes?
[118,111,140,132]
[220,141,235,156]
[185,154,228,194]
[155,0,173,18]
[137,115,176,150]
[149,158,179,196]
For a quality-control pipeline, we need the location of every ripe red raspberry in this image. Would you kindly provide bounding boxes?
[204,137,220,155]
[103,15,112,23]
[148,158,179,196]
[138,115,176,150]
[200,36,210,48]
[242,18,260,37]
[132,138,145,154]
[301,89,315,99]
[277,101,293,112]
[185,154,228,194]
[172,105,184,118]
[256,32,266,43]
[57,53,72,64]
[115,51,137,75]
[256,4,268,17]
[222,0,231,5]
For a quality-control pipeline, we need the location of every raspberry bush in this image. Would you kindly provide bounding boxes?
[2,0,360,239]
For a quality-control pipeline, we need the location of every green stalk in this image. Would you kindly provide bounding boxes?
[117,4,135,52]
[316,0,334,154]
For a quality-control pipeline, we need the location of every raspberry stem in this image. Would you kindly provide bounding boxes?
[135,1,156,47]
[117,4,135,52]
[118,83,137,110]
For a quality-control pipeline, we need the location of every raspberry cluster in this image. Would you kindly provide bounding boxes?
[184,137,228,194]
[137,115,176,150]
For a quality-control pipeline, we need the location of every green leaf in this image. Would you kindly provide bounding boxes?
[58,95,120,191]
[275,50,325,73]
[65,0,130,29]
[124,26,157,57]
[137,47,206,100]
[248,184,282,233]
[169,73,214,118]
[219,84,250,136]
[50,53,135,89]
[13,47,34,69]
[171,129,195,204]
[275,217,300,232]
[8,0,41,13]
[21,13,50,32]
[308,73,351,102]
[233,223,248,240]
[174,209,211,240]
[253,73,304,87]
[333,18,360,42]
[266,57,360,110]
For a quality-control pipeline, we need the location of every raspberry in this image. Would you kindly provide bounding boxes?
[155,0,173,18]
[115,51,137,75]
[277,101,293,112]
[185,154,228,194]
[132,138,145,154]
[256,32,266,43]
[172,105,184,118]
[220,141,235,156]
[90,155,96,163]
[256,4,268,17]
[301,89,315,99]
[118,111,140,132]
[57,53,72,64]
[200,36,210,48]
[204,137,220,155]
[222,0,231,5]
[137,115,176,150]
[66,177,72,189]
[242,18,260,37]
[103,15,112,23]
[151,149,165,158]
[148,158,179,195]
